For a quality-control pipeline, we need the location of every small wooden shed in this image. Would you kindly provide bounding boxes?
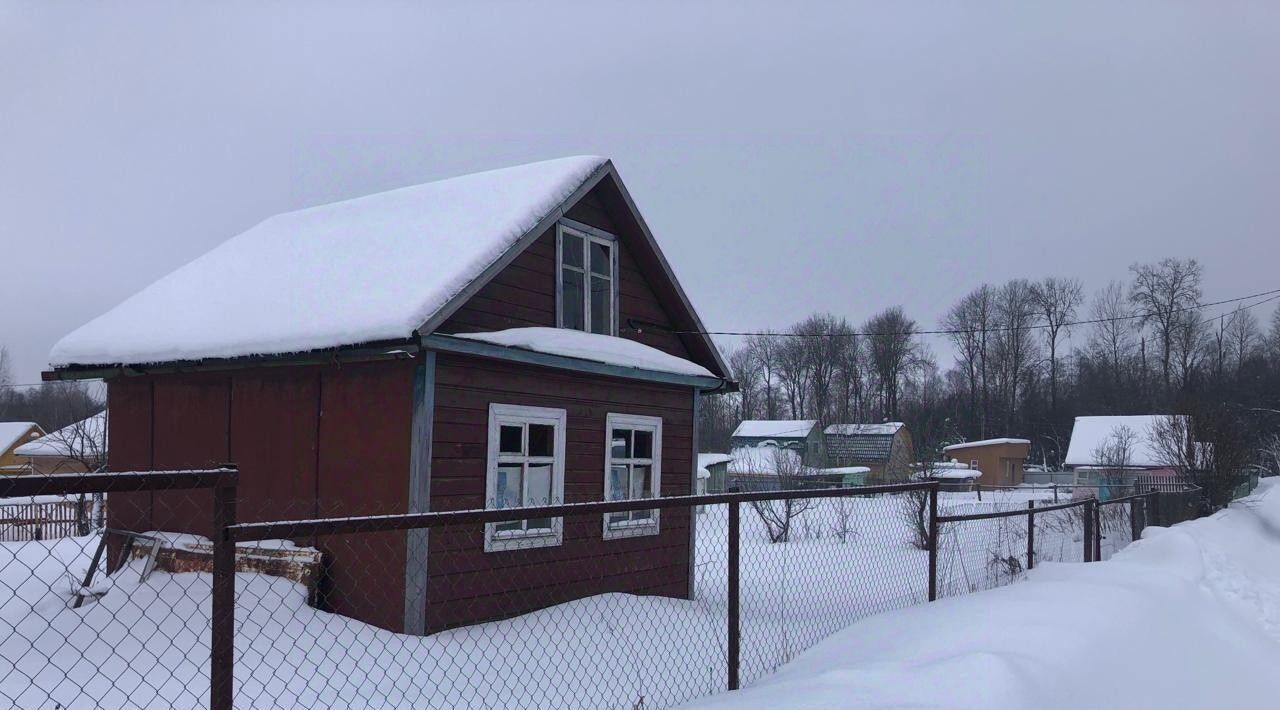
[942,438,1031,486]
[45,156,732,634]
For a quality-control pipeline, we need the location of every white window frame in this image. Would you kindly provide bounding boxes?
[603,413,663,540]
[556,221,618,336]
[484,404,568,552]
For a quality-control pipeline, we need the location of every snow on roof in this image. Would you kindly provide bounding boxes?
[451,328,713,378]
[944,438,1031,452]
[698,453,734,469]
[820,466,871,475]
[732,420,818,439]
[1064,415,1185,468]
[727,447,803,475]
[49,156,609,367]
[0,422,42,454]
[14,412,106,458]
[824,422,904,436]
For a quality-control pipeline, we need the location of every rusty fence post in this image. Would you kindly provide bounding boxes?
[211,470,238,710]
[1082,499,1095,563]
[1026,501,1035,571]
[927,482,939,602]
[1094,500,1103,562]
[727,498,740,692]
[1130,498,1143,543]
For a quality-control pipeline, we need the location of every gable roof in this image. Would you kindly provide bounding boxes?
[1064,415,1185,468]
[731,420,818,439]
[14,412,106,458]
[825,423,904,436]
[944,438,1031,452]
[0,422,43,455]
[48,157,729,379]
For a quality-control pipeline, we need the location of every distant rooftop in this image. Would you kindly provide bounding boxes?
[731,420,818,439]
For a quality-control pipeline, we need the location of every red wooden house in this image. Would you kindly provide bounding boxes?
[46,156,732,633]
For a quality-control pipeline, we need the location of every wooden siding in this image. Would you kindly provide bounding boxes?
[423,352,694,631]
[440,186,694,361]
[104,359,416,632]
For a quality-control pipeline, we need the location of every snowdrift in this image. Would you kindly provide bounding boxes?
[684,479,1280,710]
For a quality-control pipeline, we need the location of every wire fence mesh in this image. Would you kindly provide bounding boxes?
[0,473,1188,709]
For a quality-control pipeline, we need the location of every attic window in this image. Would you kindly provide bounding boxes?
[557,222,616,336]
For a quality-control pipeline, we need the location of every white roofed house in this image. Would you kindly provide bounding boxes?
[44,156,734,634]
[729,420,824,466]
[1065,415,1187,496]
[941,438,1031,487]
[0,422,45,475]
[13,412,107,476]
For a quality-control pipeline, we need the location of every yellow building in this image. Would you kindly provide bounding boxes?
[0,422,46,475]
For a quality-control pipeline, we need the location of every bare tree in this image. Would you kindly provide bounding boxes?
[943,287,991,436]
[1269,305,1280,366]
[1087,281,1135,393]
[728,347,762,421]
[1150,408,1252,512]
[794,313,854,425]
[1091,424,1136,490]
[1170,309,1208,389]
[0,345,12,389]
[1227,306,1260,374]
[990,280,1039,431]
[745,333,784,419]
[1129,258,1203,390]
[864,307,923,420]
[745,448,816,543]
[1031,277,1084,414]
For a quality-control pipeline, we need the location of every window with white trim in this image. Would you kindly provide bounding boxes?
[485,404,567,552]
[557,223,617,336]
[604,413,662,539]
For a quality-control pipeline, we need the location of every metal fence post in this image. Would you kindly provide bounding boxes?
[1148,487,1160,527]
[727,499,740,692]
[1093,499,1102,562]
[1130,498,1143,543]
[927,482,939,602]
[1082,499,1095,563]
[1026,501,1035,570]
[211,472,238,710]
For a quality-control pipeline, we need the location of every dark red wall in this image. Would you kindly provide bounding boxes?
[440,186,694,361]
[424,353,695,631]
[105,359,415,632]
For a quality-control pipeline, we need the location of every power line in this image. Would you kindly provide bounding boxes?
[4,286,1277,390]
[636,286,1280,339]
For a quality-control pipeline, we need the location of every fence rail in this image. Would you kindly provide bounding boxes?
[0,469,1211,710]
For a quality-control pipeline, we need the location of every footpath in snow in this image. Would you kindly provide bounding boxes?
[684,479,1280,710]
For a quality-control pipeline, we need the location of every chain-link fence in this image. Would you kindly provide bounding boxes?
[2,473,1199,709]
[0,468,235,710]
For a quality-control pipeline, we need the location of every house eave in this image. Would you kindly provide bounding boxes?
[42,338,422,381]
[421,333,728,390]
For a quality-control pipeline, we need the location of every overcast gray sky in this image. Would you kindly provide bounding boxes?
[3,0,1279,383]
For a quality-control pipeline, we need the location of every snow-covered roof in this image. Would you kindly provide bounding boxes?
[913,461,982,480]
[732,420,818,439]
[820,466,871,475]
[0,422,42,454]
[944,438,1031,452]
[1064,415,1185,468]
[697,453,734,469]
[825,423,904,436]
[451,328,712,378]
[14,412,107,458]
[50,156,610,367]
[727,447,803,475]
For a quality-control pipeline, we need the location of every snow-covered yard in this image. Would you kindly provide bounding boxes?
[0,487,1128,709]
[684,479,1280,709]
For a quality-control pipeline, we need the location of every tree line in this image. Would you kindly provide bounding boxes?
[700,257,1280,472]
[0,346,104,433]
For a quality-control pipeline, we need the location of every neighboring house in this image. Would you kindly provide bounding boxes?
[697,453,733,494]
[14,412,107,475]
[942,438,1031,487]
[45,156,733,634]
[823,423,914,482]
[729,420,823,466]
[0,422,45,475]
[820,465,871,487]
[1064,415,1186,493]
[726,446,804,491]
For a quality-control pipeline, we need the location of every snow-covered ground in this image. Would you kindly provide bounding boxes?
[0,487,1131,709]
[684,479,1280,710]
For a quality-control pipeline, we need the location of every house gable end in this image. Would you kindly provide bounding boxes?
[432,163,728,378]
